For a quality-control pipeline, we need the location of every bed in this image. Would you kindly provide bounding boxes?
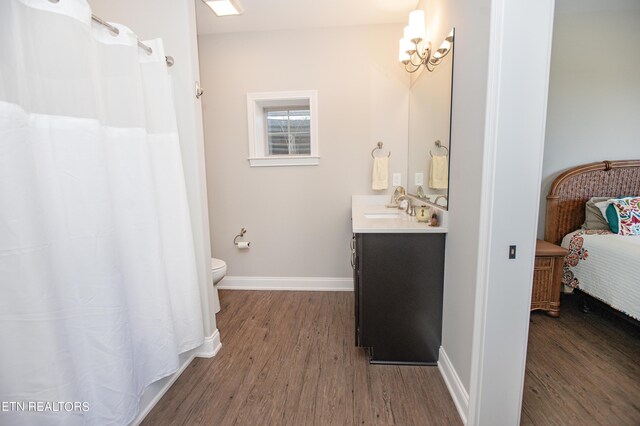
[545,160,640,321]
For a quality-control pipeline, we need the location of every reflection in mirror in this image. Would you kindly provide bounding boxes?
[407,28,454,210]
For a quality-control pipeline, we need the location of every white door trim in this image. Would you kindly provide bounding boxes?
[466,0,556,424]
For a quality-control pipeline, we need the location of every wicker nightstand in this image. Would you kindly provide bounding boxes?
[531,239,568,317]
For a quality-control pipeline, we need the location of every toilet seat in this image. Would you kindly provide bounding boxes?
[211,257,226,271]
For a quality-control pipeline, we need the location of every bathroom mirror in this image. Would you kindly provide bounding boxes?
[407,28,455,210]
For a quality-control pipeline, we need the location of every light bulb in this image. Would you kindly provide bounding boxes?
[399,38,412,61]
[407,10,426,43]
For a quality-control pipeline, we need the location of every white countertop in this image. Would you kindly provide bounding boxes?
[351,195,448,234]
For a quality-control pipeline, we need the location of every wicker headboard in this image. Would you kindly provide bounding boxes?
[545,160,640,245]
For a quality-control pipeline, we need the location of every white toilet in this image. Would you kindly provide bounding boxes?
[211,257,226,313]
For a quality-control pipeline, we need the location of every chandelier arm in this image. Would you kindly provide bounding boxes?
[423,45,432,66]
[413,43,427,61]
[404,62,421,73]
[434,48,451,62]
[407,42,435,71]
[415,40,433,62]
[430,46,452,66]
[409,55,423,67]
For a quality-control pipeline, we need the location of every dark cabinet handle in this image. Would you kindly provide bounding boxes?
[350,236,356,269]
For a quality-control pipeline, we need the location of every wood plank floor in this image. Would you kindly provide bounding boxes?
[521,294,640,425]
[142,291,462,426]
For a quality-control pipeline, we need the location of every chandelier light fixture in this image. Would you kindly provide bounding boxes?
[399,10,453,73]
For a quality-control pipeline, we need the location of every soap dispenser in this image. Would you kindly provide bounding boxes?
[430,213,439,227]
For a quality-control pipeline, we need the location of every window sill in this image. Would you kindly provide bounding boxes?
[247,156,320,167]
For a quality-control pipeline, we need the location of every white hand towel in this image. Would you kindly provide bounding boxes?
[371,156,389,190]
[429,155,449,189]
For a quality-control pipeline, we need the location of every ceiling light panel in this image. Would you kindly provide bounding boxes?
[204,0,244,17]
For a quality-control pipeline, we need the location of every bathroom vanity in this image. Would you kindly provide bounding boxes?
[351,196,447,365]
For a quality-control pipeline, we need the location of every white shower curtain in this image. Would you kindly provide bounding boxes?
[0,1,205,424]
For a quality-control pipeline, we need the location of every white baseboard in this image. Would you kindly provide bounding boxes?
[218,276,353,291]
[438,346,469,425]
[194,329,222,358]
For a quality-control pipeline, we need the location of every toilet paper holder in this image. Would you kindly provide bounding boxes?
[234,228,248,246]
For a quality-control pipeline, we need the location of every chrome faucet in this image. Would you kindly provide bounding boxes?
[388,186,406,207]
[434,195,448,206]
[396,194,414,215]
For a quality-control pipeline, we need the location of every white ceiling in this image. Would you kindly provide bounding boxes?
[195,0,640,36]
[195,0,418,35]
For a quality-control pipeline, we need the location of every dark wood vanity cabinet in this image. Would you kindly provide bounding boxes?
[352,232,445,365]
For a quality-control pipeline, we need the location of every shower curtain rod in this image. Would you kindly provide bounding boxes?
[91,14,174,67]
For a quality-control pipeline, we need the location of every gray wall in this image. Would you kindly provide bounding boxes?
[420,0,491,396]
[199,24,409,278]
[429,0,555,421]
[538,7,640,238]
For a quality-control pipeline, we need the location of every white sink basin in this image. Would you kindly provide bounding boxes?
[364,212,400,219]
[352,195,447,233]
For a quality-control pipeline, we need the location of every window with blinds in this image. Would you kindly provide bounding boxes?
[246,90,318,167]
[265,107,311,156]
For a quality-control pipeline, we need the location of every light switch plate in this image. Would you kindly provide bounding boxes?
[392,173,401,186]
[415,172,424,186]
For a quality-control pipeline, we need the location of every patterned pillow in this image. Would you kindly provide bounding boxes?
[607,197,640,236]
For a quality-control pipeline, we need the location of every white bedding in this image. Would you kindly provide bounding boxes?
[561,230,640,320]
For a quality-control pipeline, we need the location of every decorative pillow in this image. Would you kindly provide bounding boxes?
[596,200,611,222]
[583,197,611,230]
[606,197,640,235]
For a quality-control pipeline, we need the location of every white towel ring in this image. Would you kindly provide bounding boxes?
[371,141,391,158]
